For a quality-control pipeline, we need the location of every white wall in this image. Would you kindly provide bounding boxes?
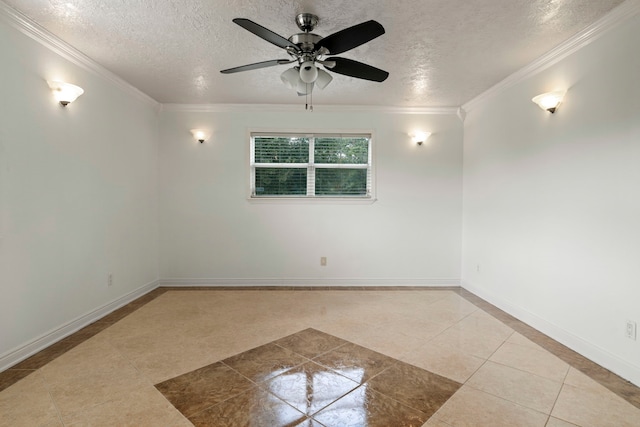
[461,12,640,385]
[0,19,159,363]
[158,108,463,285]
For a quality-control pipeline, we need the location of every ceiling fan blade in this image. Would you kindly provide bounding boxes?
[316,20,385,55]
[233,18,299,51]
[326,57,389,82]
[220,59,293,74]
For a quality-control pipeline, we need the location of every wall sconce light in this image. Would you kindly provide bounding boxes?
[47,80,84,106]
[190,129,210,143]
[532,91,565,113]
[411,131,431,146]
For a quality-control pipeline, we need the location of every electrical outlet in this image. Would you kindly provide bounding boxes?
[626,320,637,340]
[320,257,327,266]
[108,273,113,287]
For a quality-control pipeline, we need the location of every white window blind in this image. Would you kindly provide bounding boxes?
[250,133,372,198]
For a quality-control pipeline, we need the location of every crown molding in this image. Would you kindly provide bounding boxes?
[0,1,160,109]
[462,0,640,112]
[161,103,459,115]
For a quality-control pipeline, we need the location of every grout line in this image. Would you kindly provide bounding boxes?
[546,367,573,425]
[38,370,66,427]
[463,382,552,417]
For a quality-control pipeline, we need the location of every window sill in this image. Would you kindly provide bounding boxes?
[247,197,378,205]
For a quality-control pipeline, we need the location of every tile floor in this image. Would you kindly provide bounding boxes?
[1,287,639,426]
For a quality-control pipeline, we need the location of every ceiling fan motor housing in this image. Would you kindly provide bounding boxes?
[295,13,319,32]
[289,33,322,53]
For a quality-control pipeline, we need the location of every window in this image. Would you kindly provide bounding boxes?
[250,133,373,199]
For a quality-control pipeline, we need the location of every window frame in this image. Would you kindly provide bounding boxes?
[248,131,376,203]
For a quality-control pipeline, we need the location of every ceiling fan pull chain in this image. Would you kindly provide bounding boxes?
[305,83,313,111]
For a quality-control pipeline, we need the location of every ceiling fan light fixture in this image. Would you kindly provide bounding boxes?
[315,69,333,90]
[280,67,299,89]
[296,79,314,95]
[299,61,318,84]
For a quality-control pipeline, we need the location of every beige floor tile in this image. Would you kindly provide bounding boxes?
[347,325,424,359]
[563,367,608,393]
[427,323,510,360]
[507,332,545,351]
[422,419,453,426]
[457,310,514,340]
[466,361,562,414]
[489,342,570,382]
[379,317,452,342]
[128,337,241,384]
[545,417,580,427]
[0,371,61,426]
[421,294,479,324]
[46,367,150,421]
[432,385,548,427]
[39,336,151,421]
[551,383,640,427]
[39,334,135,384]
[313,318,375,343]
[63,384,191,426]
[341,292,454,326]
[401,342,486,383]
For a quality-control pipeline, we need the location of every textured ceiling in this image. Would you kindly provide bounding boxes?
[4,0,626,106]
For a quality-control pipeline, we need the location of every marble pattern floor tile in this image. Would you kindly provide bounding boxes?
[263,360,361,416]
[187,385,307,427]
[312,342,398,383]
[365,360,461,417]
[155,362,255,417]
[222,342,309,384]
[313,386,430,427]
[155,328,460,426]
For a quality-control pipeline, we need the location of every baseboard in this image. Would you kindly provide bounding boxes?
[159,277,460,287]
[461,281,640,387]
[0,279,160,372]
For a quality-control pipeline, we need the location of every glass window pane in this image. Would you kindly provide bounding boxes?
[314,137,369,164]
[315,169,367,196]
[255,168,307,196]
[254,136,309,163]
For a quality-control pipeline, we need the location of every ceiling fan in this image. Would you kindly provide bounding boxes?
[220,13,389,100]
